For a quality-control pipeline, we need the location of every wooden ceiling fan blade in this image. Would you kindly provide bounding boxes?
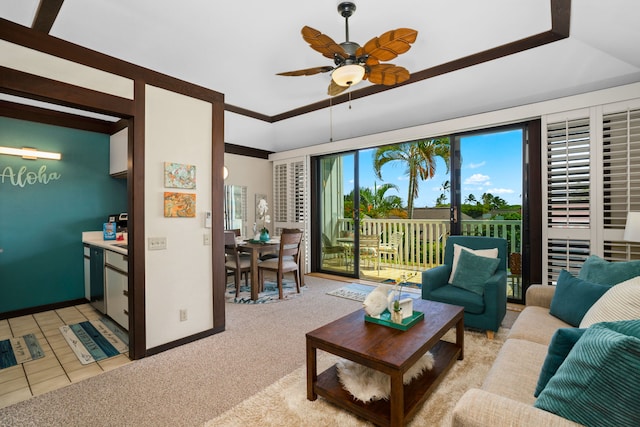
[327,80,349,96]
[356,28,418,62]
[367,64,411,86]
[301,26,349,60]
[277,66,334,76]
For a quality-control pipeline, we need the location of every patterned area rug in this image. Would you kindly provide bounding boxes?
[327,283,420,302]
[205,327,509,426]
[381,278,422,290]
[0,333,45,369]
[226,280,305,304]
[60,318,128,365]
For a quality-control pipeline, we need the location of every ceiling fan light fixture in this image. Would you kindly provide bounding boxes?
[332,64,365,87]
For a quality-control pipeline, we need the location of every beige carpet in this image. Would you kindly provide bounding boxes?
[205,327,509,427]
[0,275,516,426]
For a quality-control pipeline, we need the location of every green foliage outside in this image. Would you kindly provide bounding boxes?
[373,137,451,218]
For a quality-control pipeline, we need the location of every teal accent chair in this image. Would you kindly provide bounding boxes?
[422,236,508,338]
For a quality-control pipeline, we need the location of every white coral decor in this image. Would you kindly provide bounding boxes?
[362,285,389,317]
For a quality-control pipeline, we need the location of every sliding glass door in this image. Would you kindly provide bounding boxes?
[450,125,527,302]
[312,122,538,303]
[317,152,357,276]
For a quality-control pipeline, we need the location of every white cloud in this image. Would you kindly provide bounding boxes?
[464,174,490,185]
[468,161,486,169]
[487,188,515,195]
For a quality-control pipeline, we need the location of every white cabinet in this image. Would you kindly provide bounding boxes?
[105,250,129,330]
[110,128,127,177]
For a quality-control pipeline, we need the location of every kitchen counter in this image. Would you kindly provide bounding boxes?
[82,231,128,255]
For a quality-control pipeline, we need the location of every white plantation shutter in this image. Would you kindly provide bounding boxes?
[543,111,594,284]
[273,158,307,229]
[602,108,640,229]
[273,163,288,223]
[604,240,640,262]
[546,117,591,228]
[546,238,590,284]
[273,157,309,267]
[542,101,640,284]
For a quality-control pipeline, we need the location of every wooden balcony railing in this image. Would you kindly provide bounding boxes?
[333,218,522,271]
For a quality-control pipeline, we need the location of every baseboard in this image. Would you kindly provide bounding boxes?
[0,298,89,320]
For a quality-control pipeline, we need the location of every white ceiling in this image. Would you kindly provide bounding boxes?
[2,0,640,153]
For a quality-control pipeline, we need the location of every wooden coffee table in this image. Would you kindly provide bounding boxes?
[306,299,464,426]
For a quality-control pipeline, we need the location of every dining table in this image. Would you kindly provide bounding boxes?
[237,239,280,301]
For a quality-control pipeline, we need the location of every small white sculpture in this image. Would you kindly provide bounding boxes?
[363,285,390,318]
[387,293,414,319]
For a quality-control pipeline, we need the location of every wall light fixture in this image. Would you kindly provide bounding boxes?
[0,146,62,160]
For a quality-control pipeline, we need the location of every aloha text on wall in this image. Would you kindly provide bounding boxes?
[1,165,62,187]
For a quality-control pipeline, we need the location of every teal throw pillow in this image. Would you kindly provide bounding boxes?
[450,248,500,296]
[534,320,640,427]
[578,254,640,286]
[534,327,586,397]
[549,270,610,327]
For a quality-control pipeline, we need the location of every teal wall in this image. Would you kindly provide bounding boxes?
[0,117,127,313]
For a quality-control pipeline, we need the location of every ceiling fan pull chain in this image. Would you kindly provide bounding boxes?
[348,87,352,109]
[329,96,334,142]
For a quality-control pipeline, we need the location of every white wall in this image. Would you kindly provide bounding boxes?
[145,85,213,348]
[270,82,640,160]
[1,40,134,99]
[224,152,272,232]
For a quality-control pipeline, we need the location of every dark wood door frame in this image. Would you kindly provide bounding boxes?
[449,121,542,303]
[1,20,226,359]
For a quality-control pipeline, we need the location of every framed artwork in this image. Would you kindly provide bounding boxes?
[164,192,196,217]
[164,162,196,189]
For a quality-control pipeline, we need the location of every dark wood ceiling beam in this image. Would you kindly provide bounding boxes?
[32,0,65,33]
[0,17,224,105]
[224,103,272,122]
[0,100,115,133]
[1,66,135,117]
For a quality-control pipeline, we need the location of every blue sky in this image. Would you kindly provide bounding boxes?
[345,129,523,207]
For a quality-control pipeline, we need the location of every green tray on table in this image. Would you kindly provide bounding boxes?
[365,309,424,331]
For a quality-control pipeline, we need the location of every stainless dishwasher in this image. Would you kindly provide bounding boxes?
[89,246,106,313]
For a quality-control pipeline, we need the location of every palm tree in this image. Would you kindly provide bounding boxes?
[373,138,450,218]
[436,180,451,206]
[350,182,402,218]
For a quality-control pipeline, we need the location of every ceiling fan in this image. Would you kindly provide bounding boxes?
[277,2,418,96]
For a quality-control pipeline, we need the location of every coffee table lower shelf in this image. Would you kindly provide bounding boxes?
[313,340,461,426]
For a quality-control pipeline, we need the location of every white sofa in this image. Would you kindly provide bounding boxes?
[451,284,584,426]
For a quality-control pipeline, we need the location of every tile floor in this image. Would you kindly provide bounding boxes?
[0,304,131,409]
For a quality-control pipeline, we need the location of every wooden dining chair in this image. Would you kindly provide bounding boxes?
[224,231,251,297]
[258,230,303,299]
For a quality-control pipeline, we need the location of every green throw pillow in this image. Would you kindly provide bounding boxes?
[578,254,640,286]
[549,270,610,327]
[534,320,640,427]
[450,248,500,296]
[534,327,586,397]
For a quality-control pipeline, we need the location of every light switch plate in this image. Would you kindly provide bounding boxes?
[148,237,167,250]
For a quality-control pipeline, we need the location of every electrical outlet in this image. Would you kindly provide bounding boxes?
[148,237,167,250]
[179,309,187,322]
[203,234,211,245]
